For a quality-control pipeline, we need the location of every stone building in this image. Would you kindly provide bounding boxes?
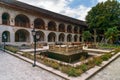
[0,0,87,46]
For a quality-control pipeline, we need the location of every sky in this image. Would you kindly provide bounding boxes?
[18,0,120,21]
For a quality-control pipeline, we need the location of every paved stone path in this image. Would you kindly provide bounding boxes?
[89,56,120,80]
[0,50,64,80]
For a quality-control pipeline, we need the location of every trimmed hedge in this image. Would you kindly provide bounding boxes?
[40,51,88,63]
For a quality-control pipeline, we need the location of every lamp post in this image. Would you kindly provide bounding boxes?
[31,28,39,67]
[3,34,7,52]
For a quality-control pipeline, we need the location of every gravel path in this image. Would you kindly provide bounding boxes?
[0,51,64,80]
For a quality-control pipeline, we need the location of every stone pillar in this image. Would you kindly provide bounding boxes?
[10,28,15,43]
[44,19,48,30]
[56,33,59,42]
[65,34,67,42]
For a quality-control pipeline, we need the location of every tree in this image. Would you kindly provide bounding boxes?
[86,0,120,43]
[105,27,119,44]
[86,0,120,30]
[82,31,92,42]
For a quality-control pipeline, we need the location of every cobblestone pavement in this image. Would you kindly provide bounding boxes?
[89,56,120,80]
[0,51,65,80]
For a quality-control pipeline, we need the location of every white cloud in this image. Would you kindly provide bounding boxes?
[17,0,91,21]
[97,0,107,2]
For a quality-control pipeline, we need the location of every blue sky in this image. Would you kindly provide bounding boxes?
[69,0,96,8]
[18,0,120,21]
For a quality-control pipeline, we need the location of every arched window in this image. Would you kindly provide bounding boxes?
[59,23,65,32]
[48,32,56,42]
[48,21,56,31]
[36,31,45,41]
[15,29,30,42]
[2,13,10,25]
[59,33,65,42]
[74,35,78,42]
[67,25,72,33]
[67,34,72,42]
[15,14,30,28]
[34,18,45,29]
[74,26,78,33]
[2,31,10,42]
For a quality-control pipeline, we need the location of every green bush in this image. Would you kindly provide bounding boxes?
[94,57,103,66]
[101,53,112,61]
[5,46,19,53]
[68,68,82,77]
[80,64,88,72]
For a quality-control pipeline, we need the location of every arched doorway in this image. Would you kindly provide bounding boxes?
[48,21,56,31]
[67,34,72,42]
[15,14,30,28]
[48,32,56,42]
[34,18,45,29]
[2,31,10,42]
[15,29,30,42]
[2,13,10,25]
[59,33,65,42]
[59,23,65,32]
[36,31,45,41]
[74,35,78,42]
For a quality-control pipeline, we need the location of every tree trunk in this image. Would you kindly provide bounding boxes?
[93,29,97,44]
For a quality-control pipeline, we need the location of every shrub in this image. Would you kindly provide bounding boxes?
[94,57,103,66]
[68,68,82,77]
[51,62,60,69]
[87,59,95,69]
[5,46,19,53]
[61,66,70,74]
[80,64,88,72]
[101,53,112,61]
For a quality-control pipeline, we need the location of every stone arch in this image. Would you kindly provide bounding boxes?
[2,12,10,25]
[34,18,45,29]
[59,33,65,42]
[74,26,78,33]
[74,35,78,42]
[59,23,65,32]
[48,21,56,31]
[15,29,30,42]
[2,31,10,42]
[67,34,72,42]
[15,14,30,28]
[67,25,72,33]
[48,32,56,42]
[37,31,45,41]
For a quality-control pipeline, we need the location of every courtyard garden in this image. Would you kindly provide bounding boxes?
[4,44,120,77]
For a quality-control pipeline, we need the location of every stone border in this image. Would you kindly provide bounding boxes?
[4,49,120,80]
